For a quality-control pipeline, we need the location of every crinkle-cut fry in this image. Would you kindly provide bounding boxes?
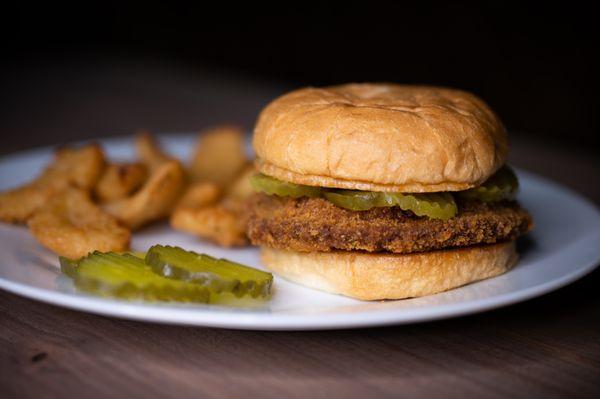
[171,202,248,247]
[190,125,248,188]
[27,187,130,259]
[176,182,221,209]
[94,162,148,203]
[103,160,185,230]
[135,131,174,171]
[0,144,105,223]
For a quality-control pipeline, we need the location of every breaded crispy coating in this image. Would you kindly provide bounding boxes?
[28,187,130,259]
[171,200,249,247]
[170,169,255,247]
[247,194,533,254]
[135,131,175,171]
[0,144,105,223]
[103,160,185,230]
[94,163,148,203]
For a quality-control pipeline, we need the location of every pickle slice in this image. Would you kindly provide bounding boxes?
[59,256,78,279]
[323,190,381,211]
[125,251,146,259]
[458,166,519,202]
[68,251,210,303]
[145,245,273,299]
[324,190,457,220]
[383,192,458,220]
[250,173,321,198]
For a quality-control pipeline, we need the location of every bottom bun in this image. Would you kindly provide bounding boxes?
[261,242,518,300]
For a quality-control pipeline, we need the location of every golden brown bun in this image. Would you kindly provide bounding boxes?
[261,242,517,300]
[254,84,508,192]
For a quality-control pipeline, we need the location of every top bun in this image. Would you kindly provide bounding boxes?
[253,83,508,192]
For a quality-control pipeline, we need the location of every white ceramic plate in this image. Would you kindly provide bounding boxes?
[1,135,599,330]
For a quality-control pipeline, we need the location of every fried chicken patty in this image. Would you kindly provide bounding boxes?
[247,193,533,254]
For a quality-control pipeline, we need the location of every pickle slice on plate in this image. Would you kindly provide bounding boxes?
[145,245,273,299]
[324,190,457,220]
[125,251,146,259]
[250,173,321,198]
[458,166,519,202]
[68,251,210,303]
[59,256,79,279]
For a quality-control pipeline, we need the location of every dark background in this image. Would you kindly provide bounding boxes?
[1,6,600,398]
[1,2,598,152]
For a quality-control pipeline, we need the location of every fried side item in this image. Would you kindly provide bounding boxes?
[0,144,105,223]
[28,187,130,259]
[41,144,106,189]
[103,160,185,230]
[190,125,248,187]
[176,182,221,209]
[224,164,255,201]
[94,163,148,203]
[0,185,58,225]
[135,131,174,171]
[171,165,255,247]
[171,202,248,247]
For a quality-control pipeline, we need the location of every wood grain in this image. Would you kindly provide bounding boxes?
[1,62,599,399]
[1,268,599,399]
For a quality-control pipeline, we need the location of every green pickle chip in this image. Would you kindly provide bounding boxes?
[250,173,457,219]
[145,245,273,299]
[61,247,273,304]
[64,252,210,303]
[323,190,381,211]
[59,256,79,279]
[324,190,457,220]
[250,173,321,198]
[385,192,458,220]
[250,167,518,218]
[458,166,519,202]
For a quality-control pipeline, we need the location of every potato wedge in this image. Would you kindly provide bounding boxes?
[28,187,130,259]
[190,125,248,188]
[135,131,173,171]
[94,163,148,203]
[103,160,185,230]
[0,144,105,223]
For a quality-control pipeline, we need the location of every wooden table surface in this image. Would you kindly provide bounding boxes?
[1,61,599,398]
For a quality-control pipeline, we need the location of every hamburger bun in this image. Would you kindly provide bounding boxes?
[261,241,517,300]
[254,83,508,193]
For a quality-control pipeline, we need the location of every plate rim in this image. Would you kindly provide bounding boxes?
[1,136,599,330]
[0,252,598,330]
